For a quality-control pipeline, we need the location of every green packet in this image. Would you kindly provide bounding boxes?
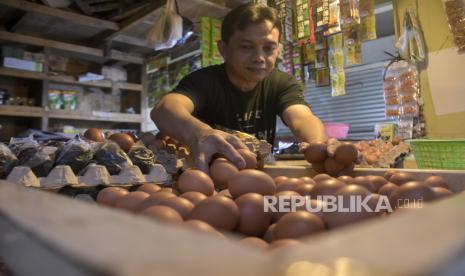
[48,90,63,110]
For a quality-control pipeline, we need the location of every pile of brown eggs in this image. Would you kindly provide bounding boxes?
[95,153,459,251]
[304,139,359,176]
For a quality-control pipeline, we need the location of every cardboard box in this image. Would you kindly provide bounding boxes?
[3,57,43,72]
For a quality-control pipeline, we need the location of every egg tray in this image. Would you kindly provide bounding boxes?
[4,163,173,191]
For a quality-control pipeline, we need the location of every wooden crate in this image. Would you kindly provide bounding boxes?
[1,167,465,276]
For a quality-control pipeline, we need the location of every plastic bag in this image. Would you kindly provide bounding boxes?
[0,143,17,179]
[443,0,465,51]
[8,136,56,177]
[146,0,183,50]
[93,141,133,175]
[54,136,93,174]
[383,60,419,119]
[395,11,425,62]
[128,142,156,174]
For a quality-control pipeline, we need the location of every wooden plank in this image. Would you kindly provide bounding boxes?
[0,31,143,64]
[0,66,46,80]
[0,105,45,118]
[113,34,153,49]
[0,183,272,276]
[49,75,112,89]
[115,82,142,91]
[98,0,166,43]
[48,109,142,123]
[0,0,119,30]
[140,60,149,131]
[41,47,51,131]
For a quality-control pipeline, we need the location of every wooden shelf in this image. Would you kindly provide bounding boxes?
[0,105,141,123]
[0,67,46,80]
[0,68,142,91]
[0,31,143,64]
[48,75,112,89]
[115,82,143,91]
[48,109,142,123]
[0,105,45,118]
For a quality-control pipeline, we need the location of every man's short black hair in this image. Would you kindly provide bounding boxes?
[221,3,282,43]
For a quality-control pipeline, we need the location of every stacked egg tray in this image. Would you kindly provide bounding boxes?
[4,164,173,200]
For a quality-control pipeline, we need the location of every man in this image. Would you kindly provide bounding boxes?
[151,3,326,173]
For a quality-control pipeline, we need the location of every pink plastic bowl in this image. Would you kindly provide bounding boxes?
[324,123,350,139]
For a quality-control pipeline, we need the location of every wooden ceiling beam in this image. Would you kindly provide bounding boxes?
[95,0,165,43]
[0,0,119,31]
[113,34,153,49]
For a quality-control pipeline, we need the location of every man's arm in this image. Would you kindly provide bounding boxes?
[151,93,246,173]
[282,104,327,143]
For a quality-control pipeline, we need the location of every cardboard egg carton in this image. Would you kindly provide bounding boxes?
[5,164,172,190]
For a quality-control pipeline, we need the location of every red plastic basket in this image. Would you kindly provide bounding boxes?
[324,123,350,139]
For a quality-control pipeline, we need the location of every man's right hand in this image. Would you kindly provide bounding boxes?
[191,128,248,173]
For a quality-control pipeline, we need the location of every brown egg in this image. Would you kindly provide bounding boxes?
[378,183,398,198]
[294,184,314,196]
[310,178,346,198]
[210,158,239,189]
[177,169,215,196]
[304,142,327,163]
[237,148,258,169]
[275,178,305,193]
[432,187,453,200]
[141,206,183,223]
[338,163,355,177]
[227,169,276,198]
[217,189,233,199]
[274,176,289,185]
[366,175,389,192]
[324,157,345,176]
[159,197,194,220]
[324,185,377,229]
[84,128,105,142]
[160,187,180,196]
[262,223,276,243]
[271,191,301,222]
[96,187,128,206]
[137,183,161,194]
[337,175,353,184]
[235,193,272,236]
[273,211,325,241]
[114,191,150,212]
[180,191,208,205]
[390,172,416,185]
[188,196,239,231]
[269,239,302,250]
[383,170,397,181]
[137,191,177,211]
[305,199,327,219]
[312,173,333,183]
[350,176,376,192]
[311,162,326,174]
[240,237,268,250]
[109,133,135,152]
[391,181,435,208]
[424,175,449,189]
[334,142,358,166]
[299,177,316,185]
[369,193,389,215]
[184,220,224,238]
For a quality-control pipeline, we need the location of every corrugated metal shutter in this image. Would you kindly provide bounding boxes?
[306,62,394,140]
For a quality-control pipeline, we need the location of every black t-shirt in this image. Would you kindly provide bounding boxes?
[173,64,308,144]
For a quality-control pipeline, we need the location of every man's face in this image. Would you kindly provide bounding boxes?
[218,20,280,85]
